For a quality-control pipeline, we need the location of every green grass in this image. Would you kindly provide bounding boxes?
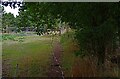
[2,35,52,77]
[60,31,77,77]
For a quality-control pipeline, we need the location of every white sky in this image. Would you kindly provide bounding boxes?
[2,0,23,17]
[4,6,19,17]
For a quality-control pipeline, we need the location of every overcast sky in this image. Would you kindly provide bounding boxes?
[2,0,22,17]
[4,6,19,17]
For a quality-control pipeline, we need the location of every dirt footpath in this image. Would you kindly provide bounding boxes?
[48,37,64,78]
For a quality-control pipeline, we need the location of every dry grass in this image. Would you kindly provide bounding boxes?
[72,57,96,77]
[61,32,119,77]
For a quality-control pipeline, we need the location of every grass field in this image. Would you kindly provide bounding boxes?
[2,33,119,77]
[2,35,52,77]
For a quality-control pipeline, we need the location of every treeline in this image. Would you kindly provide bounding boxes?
[2,11,37,33]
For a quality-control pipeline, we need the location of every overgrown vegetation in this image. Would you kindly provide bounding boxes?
[61,31,119,77]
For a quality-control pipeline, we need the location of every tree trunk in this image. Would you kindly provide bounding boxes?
[97,50,105,68]
[97,45,105,76]
[118,26,120,47]
[36,26,41,36]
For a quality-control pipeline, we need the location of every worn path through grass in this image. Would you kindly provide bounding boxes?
[48,36,64,78]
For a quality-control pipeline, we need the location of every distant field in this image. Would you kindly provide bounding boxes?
[2,35,52,77]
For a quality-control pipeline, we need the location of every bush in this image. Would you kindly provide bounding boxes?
[2,34,16,41]
[2,34,25,42]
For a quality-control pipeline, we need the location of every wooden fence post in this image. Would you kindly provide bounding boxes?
[14,64,18,77]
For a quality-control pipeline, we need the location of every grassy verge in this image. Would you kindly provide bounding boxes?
[2,35,52,77]
[60,31,79,77]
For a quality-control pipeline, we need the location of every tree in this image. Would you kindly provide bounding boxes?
[2,13,15,33]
